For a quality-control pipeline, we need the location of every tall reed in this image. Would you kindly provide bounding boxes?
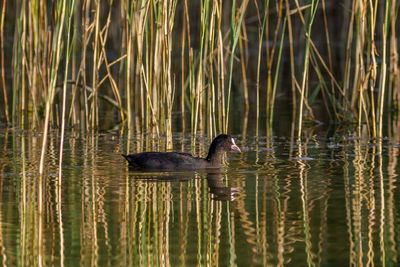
[377,0,390,138]
[0,0,8,123]
[297,0,319,139]
[265,0,283,131]
[39,0,68,175]
[59,0,76,177]
[389,0,399,116]
[225,0,247,132]
[1,0,399,168]
[255,0,269,136]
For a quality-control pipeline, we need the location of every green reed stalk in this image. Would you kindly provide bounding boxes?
[238,24,249,112]
[57,2,75,261]
[152,1,164,136]
[20,0,26,128]
[199,5,207,135]
[225,0,247,132]
[180,0,190,132]
[25,1,31,127]
[309,39,350,117]
[0,0,8,123]
[59,0,75,178]
[266,0,283,129]
[269,17,286,126]
[11,2,22,126]
[81,0,91,131]
[193,0,210,136]
[284,0,297,146]
[39,0,67,174]
[208,1,218,137]
[151,2,162,136]
[216,0,224,133]
[91,0,100,130]
[97,1,125,124]
[309,52,332,120]
[343,0,356,111]
[27,0,36,128]
[164,0,177,148]
[144,4,151,131]
[368,0,377,138]
[148,3,154,132]
[212,1,221,136]
[154,2,164,135]
[389,0,399,114]
[189,49,194,134]
[297,0,319,140]
[352,1,365,122]
[321,0,337,119]
[125,2,133,130]
[255,0,268,136]
[357,74,366,136]
[133,1,150,131]
[377,0,390,138]
[288,5,339,123]
[11,0,25,128]
[69,7,78,127]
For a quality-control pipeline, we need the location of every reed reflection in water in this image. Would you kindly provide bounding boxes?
[0,129,399,266]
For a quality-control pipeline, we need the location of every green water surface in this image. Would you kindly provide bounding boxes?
[0,129,399,266]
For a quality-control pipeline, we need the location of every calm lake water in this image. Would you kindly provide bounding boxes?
[1,128,400,266]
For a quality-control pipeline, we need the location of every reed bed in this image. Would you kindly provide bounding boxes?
[0,0,399,166]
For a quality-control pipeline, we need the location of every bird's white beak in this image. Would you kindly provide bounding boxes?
[231,138,241,152]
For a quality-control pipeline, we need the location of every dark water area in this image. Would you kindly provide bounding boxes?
[1,127,400,266]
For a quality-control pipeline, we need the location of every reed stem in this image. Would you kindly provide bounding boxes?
[0,0,8,123]
[377,0,390,138]
[1,0,398,143]
[39,0,67,175]
[59,0,76,178]
[270,17,286,126]
[297,0,319,140]
[255,0,268,136]
[225,0,247,132]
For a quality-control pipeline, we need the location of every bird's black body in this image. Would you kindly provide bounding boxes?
[122,152,209,170]
[122,134,241,170]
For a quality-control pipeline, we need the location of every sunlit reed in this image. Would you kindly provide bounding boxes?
[39,0,69,175]
[0,0,8,123]
[0,0,397,166]
[297,0,319,140]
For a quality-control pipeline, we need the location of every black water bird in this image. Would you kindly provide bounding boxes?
[122,134,241,170]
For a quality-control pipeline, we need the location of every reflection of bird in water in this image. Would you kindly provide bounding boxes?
[206,172,239,201]
[127,170,240,201]
[128,173,194,182]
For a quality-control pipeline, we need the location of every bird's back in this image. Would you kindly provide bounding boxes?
[123,152,209,170]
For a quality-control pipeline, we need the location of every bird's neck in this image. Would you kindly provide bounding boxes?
[206,151,225,167]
